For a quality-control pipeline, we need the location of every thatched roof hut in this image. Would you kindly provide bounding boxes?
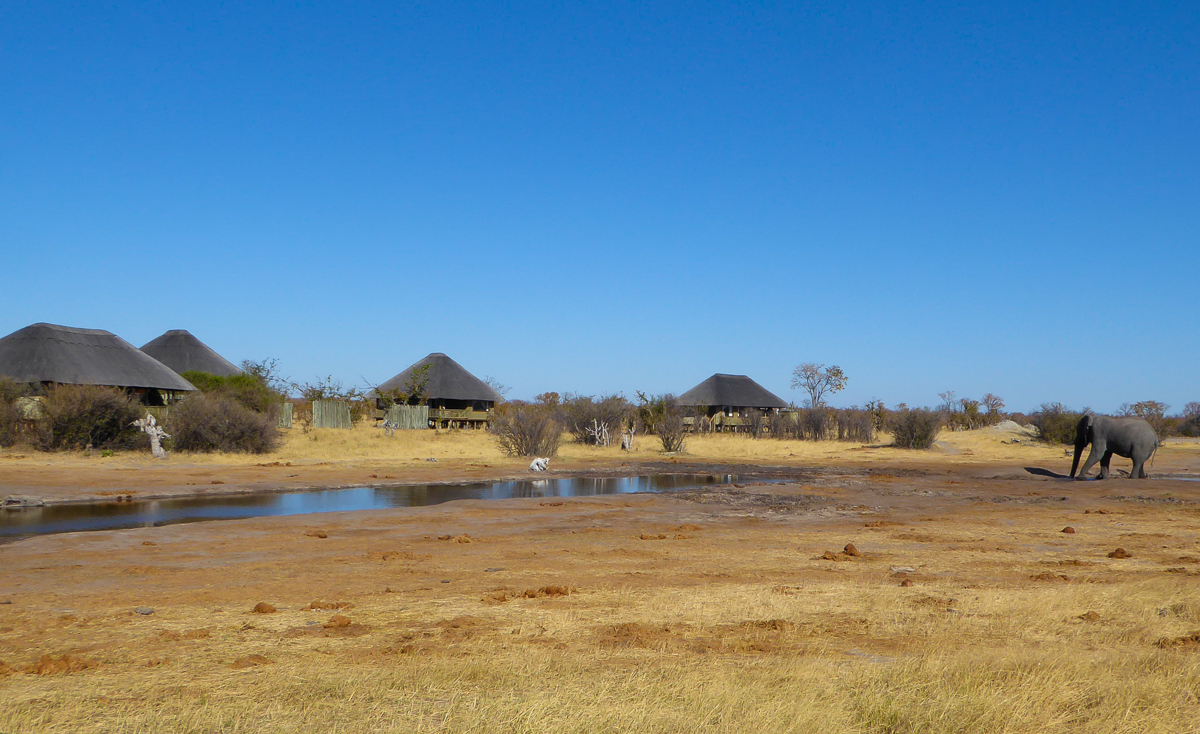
[678,373,787,411]
[372,353,501,427]
[0,323,195,401]
[140,329,241,377]
[375,353,502,404]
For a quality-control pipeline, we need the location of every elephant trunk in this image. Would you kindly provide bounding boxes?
[1070,441,1083,479]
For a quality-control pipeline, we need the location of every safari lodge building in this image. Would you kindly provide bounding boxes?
[372,352,502,428]
[139,329,241,378]
[0,323,196,405]
[677,373,788,432]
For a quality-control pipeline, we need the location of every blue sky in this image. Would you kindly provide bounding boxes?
[2,1,1196,412]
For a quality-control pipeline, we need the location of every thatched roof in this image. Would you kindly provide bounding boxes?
[373,353,502,402]
[678,373,787,409]
[0,323,196,392]
[140,330,241,377]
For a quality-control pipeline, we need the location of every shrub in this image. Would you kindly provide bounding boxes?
[1179,416,1200,438]
[890,409,941,449]
[0,376,33,404]
[740,408,767,437]
[489,402,562,457]
[34,384,143,451]
[561,394,632,446]
[1178,404,1200,437]
[834,408,875,443]
[168,394,280,453]
[1031,403,1083,445]
[0,400,19,448]
[182,370,284,414]
[798,407,828,440]
[768,411,800,440]
[635,394,686,452]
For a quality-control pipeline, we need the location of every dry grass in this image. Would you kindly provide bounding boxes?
[1,421,1192,474]
[2,578,1198,733]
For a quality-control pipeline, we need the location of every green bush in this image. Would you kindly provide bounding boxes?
[168,394,280,453]
[34,384,143,451]
[890,409,941,449]
[1031,403,1083,445]
[0,376,33,404]
[489,402,562,457]
[181,370,282,414]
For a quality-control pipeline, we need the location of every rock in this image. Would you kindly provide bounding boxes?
[1062,527,1076,534]
[252,602,277,614]
[890,566,917,575]
[529,457,550,472]
[323,614,352,628]
[303,600,354,611]
[1108,548,1131,559]
[230,654,271,669]
[3,495,44,509]
[899,579,914,587]
[843,543,861,557]
[134,606,154,616]
[484,567,504,572]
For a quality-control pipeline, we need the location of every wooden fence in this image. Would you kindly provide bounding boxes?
[384,404,430,430]
[312,400,353,429]
[276,402,293,428]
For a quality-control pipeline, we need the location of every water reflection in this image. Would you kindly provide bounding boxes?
[0,474,738,540]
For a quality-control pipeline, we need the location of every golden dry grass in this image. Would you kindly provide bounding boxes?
[2,574,1198,733]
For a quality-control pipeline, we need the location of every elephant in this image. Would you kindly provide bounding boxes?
[1070,414,1159,480]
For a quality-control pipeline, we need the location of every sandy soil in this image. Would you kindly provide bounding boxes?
[1,430,1198,732]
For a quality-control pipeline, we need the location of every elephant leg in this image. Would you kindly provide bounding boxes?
[1130,449,1150,479]
[1098,450,1113,479]
[1077,446,1103,479]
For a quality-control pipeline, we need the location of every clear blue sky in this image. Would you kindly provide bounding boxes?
[2,1,1196,412]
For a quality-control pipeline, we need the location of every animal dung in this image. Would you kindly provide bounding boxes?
[1062,527,1076,534]
[843,543,861,557]
[252,602,277,614]
[1108,548,1131,559]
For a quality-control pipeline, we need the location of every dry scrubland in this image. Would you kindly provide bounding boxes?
[1,428,1199,732]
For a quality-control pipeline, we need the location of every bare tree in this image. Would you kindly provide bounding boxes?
[483,376,510,401]
[982,393,1005,415]
[790,363,847,408]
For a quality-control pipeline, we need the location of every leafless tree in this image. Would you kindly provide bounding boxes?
[790,363,847,408]
[483,376,510,401]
